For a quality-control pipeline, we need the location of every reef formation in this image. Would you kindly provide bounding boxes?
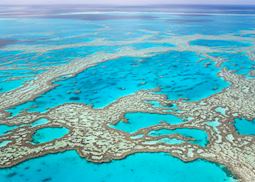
[0,33,255,182]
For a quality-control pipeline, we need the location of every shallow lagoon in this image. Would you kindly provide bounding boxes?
[234,118,255,135]
[112,112,183,133]
[32,127,69,144]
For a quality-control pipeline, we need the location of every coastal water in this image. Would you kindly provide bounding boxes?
[0,151,235,182]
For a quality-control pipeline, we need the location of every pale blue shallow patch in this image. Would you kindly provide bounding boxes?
[0,150,236,182]
[31,118,49,127]
[215,107,227,116]
[148,138,184,145]
[234,118,255,135]
[0,140,11,148]
[32,127,69,144]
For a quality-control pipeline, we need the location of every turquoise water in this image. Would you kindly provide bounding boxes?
[112,112,183,133]
[0,125,16,136]
[0,76,32,93]
[32,127,69,144]
[0,151,235,182]
[234,118,255,135]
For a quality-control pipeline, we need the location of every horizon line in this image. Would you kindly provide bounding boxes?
[0,3,255,6]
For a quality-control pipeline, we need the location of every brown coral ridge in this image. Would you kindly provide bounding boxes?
[0,69,254,181]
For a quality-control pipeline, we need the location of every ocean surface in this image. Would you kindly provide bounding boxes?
[0,151,234,182]
[1,4,255,182]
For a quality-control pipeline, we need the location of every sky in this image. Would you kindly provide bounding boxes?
[1,0,255,5]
